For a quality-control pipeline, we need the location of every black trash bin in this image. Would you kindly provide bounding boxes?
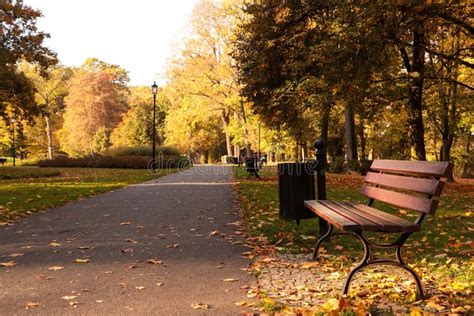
[279,162,317,221]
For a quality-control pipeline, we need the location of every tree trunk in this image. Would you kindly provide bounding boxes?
[220,110,233,157]
[239,97,251,157]
[320,104,330,145]
[406,25,427,160]
[462,132,471,178]
[344,103,358,161]
[45,115,54,159]
[357,118,366,160]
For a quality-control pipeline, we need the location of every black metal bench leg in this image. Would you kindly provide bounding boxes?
[395,242,425,299]
[312,225,333,260]
[342,231,370,295]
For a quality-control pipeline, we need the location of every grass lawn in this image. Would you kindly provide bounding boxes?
[0,167,175,222]
[235,166,473,314]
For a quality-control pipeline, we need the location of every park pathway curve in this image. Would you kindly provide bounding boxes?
[0,165,254,315]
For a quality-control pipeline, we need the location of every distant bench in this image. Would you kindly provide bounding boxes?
[0,158,6,165]
[304,159,452,298]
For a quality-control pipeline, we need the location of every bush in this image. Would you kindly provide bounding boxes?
[105,145,181,157]
[37,155,190,169]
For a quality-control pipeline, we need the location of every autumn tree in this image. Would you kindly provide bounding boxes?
[234,0,473,163]
[21,63,72,158]
[59,59,129,157]
[0,0,57,121]
[110,86,167,147]
[166,0,252,158]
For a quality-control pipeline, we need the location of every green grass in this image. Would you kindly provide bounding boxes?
[235,166,474,304]
[0,167,175,221]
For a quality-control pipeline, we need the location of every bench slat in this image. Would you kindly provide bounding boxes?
[304,200,360,231]
[361,185,437,214]
[345,202,420,232]
[365,172,445,196]
[370,160,452,178]
[318,200,381,231]
[331,201,404,232]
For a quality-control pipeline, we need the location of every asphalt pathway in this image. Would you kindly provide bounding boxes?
[0,165,254,315]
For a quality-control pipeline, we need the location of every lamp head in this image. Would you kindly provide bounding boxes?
[151,82,158,95]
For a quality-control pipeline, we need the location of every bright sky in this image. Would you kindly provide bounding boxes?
[24,0,200,86]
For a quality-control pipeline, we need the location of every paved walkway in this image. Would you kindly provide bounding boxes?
[0,166,254,315]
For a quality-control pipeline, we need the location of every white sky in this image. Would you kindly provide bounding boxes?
[23,0,200,86]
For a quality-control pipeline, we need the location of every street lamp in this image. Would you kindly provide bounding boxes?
[11,118,16,167]
[151,82,158,170]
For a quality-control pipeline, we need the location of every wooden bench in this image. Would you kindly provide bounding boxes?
[304,159,452,298]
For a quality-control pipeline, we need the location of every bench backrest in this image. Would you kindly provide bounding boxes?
[361,160,453,215]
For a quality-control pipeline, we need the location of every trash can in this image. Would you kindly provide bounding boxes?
[278,162,317,221]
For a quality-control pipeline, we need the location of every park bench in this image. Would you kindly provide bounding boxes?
[0,158,6,165]
[304,159,452,298]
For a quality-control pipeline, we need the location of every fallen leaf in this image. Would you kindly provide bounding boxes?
[48,266,64,271]
[25,302,40,309]
[166,244,179,248]
[135,286,145,290]
[96,300,104,303]
[120,221,132,225]
[73,258,91,263]
[62,295,77,300]
[223,278,238,282]
[146,259,163,265]
[209,230,220,236]
[0,261,16,267]
[8,253,24,257]
[121,248,133,253]
[191,303,210,309]
[48,242,61,247]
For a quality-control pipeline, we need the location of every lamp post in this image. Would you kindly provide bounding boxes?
[151,82,158,170]
[11,118,16,167]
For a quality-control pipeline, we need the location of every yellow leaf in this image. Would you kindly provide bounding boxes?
[48,266,64,271]
[223,278,238,282]
[0,261,16,267]
[73,258,91,263]
[25,302,40,309]
[135,286,145,290]
[48,242,61,247]
[146,259,163,265]
[191,303,210,309]
[8,253,24,257]
[62,295,77,300]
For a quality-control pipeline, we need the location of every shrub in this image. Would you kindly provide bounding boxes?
[105,145,181,157]
[37,155,190,169]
